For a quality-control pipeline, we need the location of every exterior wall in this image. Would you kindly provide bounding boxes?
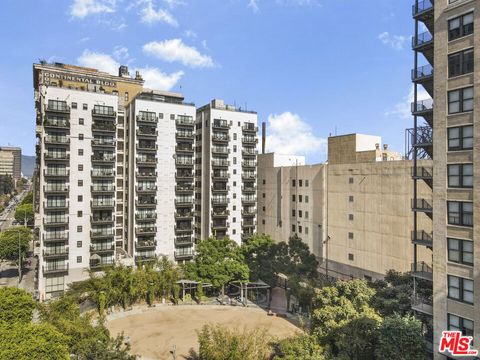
[0,147,21,180]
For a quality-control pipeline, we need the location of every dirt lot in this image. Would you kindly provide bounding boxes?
[106,305,300,360]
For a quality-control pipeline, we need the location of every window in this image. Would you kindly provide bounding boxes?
[78,164,83,171]
[305,227,309,235]
[170,114,175,120]
[77,211,82,217]
[348,253,354,261]
[349,177,354,184]
[349,196,354,202]
[45,277,64,293]
[77,226,83,232]
[448,125,473,151]
[305,180,309,187]
[72,102,77,109]
[348,232,354,239]
[449,12,474,41]
[299,180,303,187]
[233,217,236,223]
[448,314,474,337]
[292,195,295,202]
[83,104,88,110]
[262,179,266,185]
[159,113,163,119]
[299,210,303,218]
[78,149,83,156]
[262,219,265,225]
[78,180,83,187]
[77,256,82,263]
[233,157,237,165]
[233,145,237,152]
[448,238,473,266]
[305,196,309,203]
[77,241,82,248]
[79,118,84,125]
[292,224,296,232]
[448,87,473,114]
[349,214,354,221]
[77,195,83,202]
[305,211,309,219]
[233,133,237,140]
[292,210,296,217]
[233,169,237,174]
[233,205,236,211]
[124,92,129,101]
[299,195,303,202]
[292,180,296,187]
[449,49,474,77]
[448,275,474,304]
[448,201,473,227]
[448,164,473,188]
[232,229,236,235]
[79,133,84,140]
[262,206,266,211]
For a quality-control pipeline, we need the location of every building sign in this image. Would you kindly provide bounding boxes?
[41,71,117,88]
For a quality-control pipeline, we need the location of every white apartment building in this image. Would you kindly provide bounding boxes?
[196,100,258,245]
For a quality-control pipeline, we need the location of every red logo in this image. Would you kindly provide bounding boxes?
[439,331,478,356]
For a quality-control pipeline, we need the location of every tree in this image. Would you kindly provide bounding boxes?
[14,204,34,226]
[20,191,33,205]
[335,315,381,360]
[0,175,14,195]
[375,314,426,360]
[0,227,31,263]
[184,237,249,295]
[0,322,70,360]
[242,234,277,285]
[0,287,36,324]
[197,324,271,360]
[279,335,327,360]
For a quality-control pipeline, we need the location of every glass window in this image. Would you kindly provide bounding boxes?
[448,126,473,151]
[449,12,474,41]
[448,87,473,114]
[448,49,474,77]
[448,164,473,188]
[448,276,474,304]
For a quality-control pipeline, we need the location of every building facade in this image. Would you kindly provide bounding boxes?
[196,100,258,245]
[411,0,479,357]
[0,146,22,180]
[257,134,432,281]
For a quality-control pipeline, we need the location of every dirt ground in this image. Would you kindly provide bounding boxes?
[106,305,301,360]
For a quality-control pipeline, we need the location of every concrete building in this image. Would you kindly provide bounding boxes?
[0,146,22,180]
[257,133,432,281]
[196,100,258,245]
[411,1,479,357]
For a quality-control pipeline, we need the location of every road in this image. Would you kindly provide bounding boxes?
[0,188,28,231]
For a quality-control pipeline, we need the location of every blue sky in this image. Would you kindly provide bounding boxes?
[0,0,418,163]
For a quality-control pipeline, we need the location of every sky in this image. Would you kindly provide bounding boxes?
[0,0,420,163]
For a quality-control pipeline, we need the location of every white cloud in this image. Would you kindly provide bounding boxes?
[378,32,408,51]
[79,36,90,43]
[77,50,120,75]
[70,0,116,18]
[143,39,214,68]
[248,0,318,12]
[163,0,186,8]
[386,86,431,119]
[113,46,129,60]
[248,0,260,13]
[184,30,197,39]
[136,67,184,91]
[139,0,178,26]
[266,112,327,156]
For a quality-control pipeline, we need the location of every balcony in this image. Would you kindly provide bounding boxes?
[412,199,433,218]
[212,134,230,143]
[212,185,230,193]
[43,118,70,129]
[136,113,158,123]
[176,158,194,167]
[137,157,157,166]
[90,258,114,269]
[91,199,115,209]
[212,159,230,168]
[242,196,256,205]
[43,217,68,227]
[136,171,157,179]
[91,169,115,178]
[242,185,256,192]
[92,106,116,118]
[46,102,70,114]
[212,147,229,155]
[175,224,194,233]
[412,166,433,188]
[211,209,229,218]
[91,216,114,225]
[176,131,194,140]
[43,263,69,275]
[411,99,433,117]
[45,136,69,145]
[91,154,116,163]
[175,211,193,219]
[242,220,256,229]
[242,148,257,156]
[242,124,258,133]
[90,244,115,254]
[135,213,157,221]
[136,226,157,235]
[91,184,115,193]
[176,145,194,153]
[211,222,228,231]
[176,171,194,180]
[242,208,256,216]
[44,153,69,162]
[411,294,433,316]
[44,184,69,194]
[242,173,256,180]
[175,197,194,206]
[412,230,433,248]
[412,31,434,64]
[44,169,69,177]
[137,143,158,152]
[412,0,434,33]
[43,233,68,243]
[409,126,433,158]
[175,236,193,246]
[136,199,157,208]
[43,247,69,259]
[411,261,433,281]
[176,116,195,126]
[90,228,114,239]
[175,248,194,260]
[242,161,256,168]
[92,123,116,133]
[136,185,157,193]
[44,201,68,210]
[92,138,116,147]
[212,120,230,130]
[212,197,229,205]
[242,137,258,145]
[175,184,193,193]
[212,172,229,180]
[411,64,434,96]
[135,254,156,263]
[136,128,158,138]
[136,240,157,250]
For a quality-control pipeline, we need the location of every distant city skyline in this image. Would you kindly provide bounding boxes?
[0,0,414,162]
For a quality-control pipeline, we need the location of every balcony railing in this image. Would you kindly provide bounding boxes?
[46,102,70,113]
[92,169,115,177]
[213,120,230,129]
[136,171,157,178]
[212,185,230,192]
[44,118,70,128]
[137,128,158,137]
[44,153,69,161]
[43,247,69,258]
[212,134,230,142]
[44,169,69,177]
[175,224,194,233]
[136,185,157,192]
[411,99,433,114]
[212,197,229,205]
[411,261,433,281]
[176,117,194,126]
[212,172,229,180]
[176,158,194,166]
[137,143,158,151]
[44,232,68,242]
[242,124,258,132]
[136,213,157,220]
[176,171,194,179]
[212,147,229,154]
[411,294,433,315]
[92,199,115,208]
[175,248,194,259]
[175,211,193,219]
[242,196,256,204]
[136,113,158,123]
[412,64,434,81]
[412,230,433,247]
[242,208,256,216]
[242,173,256,180]
[45,136,69,145]
[176,145,194,153]
[44,217,68,225]
[412,0,433,17]
[92,123,116,132]
[136,199,157,207]
[91,228,115,237]
[212,159,230,167]
[90,244,115,252]
[92,106,116,117]
[91,184,115,192]
[242,185,256,192]
[412,199,433,212]
[136,240,157,249]
[44,184,69,193]
[175,236,193,246]
[242,148,258,156]
[176,131,194,139]
[90,259,114,268]
[412,31,433,49]
[242,137,258,144]
[175,197,194,205]
[43,263,69,274]
[212,209,229,217]
[242,161,256,168]
[44,201,68,210]
[92,154,115,162]
[91,216,114,224]
[92,138,115,146]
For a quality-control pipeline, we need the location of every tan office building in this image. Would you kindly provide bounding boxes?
[257,133,432,281]
[0,146,22,180]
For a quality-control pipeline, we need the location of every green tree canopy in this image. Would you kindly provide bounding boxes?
[0,226,32,263]
[242,234,277,284]
[375,314,426,360]
[0,287,36,324]
[20,191,33,205]
[14,203,34,226]
[0,322,70,360]
[279,334,327,360]
[184,237,249,294]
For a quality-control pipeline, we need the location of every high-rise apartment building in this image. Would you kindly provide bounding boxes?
[33,63,257,300]
[258,134,432,281]
[196,100,258,245]
[0,146,22,180]
[411,1,478,357]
